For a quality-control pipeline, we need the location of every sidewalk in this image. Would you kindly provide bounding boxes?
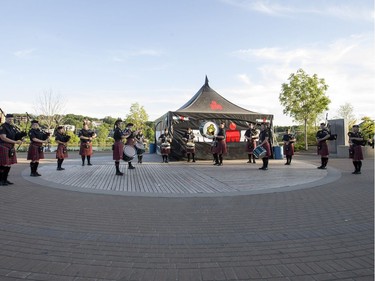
[0,152,373,280]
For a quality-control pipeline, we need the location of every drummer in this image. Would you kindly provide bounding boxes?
[113,118,126,176]
[183,127,196,162]
[158,128,172,163]
[123,123,137,169]
[135,129,145,164]
[258,123,271,170]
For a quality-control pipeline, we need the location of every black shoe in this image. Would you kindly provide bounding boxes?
[57,167,65,171]
[247,160,251,163]
[1,181,8,186]
[261,167,268,170]
[35,172,42,176]
[192,159,195,162]
[30,173,38,177]
[87,163,92,166]
[128,166,135,170]
[352,171,361,174]
[116,171,124,176]
[214,162,219,166]
[259,167,265,170]
[317,166,323,169]
[318,166,327,170]
[82,163,85,166]
[5,180,14,185]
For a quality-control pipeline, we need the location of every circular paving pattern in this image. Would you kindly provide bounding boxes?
[22,155,341,197]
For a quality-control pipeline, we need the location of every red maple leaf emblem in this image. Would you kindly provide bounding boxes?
[210,100,223,110]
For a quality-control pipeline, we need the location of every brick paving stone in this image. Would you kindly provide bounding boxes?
[0,153,373,280]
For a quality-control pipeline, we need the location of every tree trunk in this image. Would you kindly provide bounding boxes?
[304,119,308,150]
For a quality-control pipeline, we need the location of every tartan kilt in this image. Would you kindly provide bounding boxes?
[212,140,227,154]
[317,141,329,156]
[246,140,257,153]
[185,143,195,154]
[79,142,93,156]
[27,143,45,161]
[262,141,272,157]
[161,147,171,155]
[350,144,363,161]
[283,143,295,156]
[0,143,17,165]
[56,144,68,159]
[113,141,124,161]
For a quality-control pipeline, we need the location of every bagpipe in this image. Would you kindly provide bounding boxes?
[348,132,366,146]
[325,113,337,141]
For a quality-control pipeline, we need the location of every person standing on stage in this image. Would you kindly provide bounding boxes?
[258,123,271,170]
[348,124,365,174]
[0,114,23,185]
[212,121,227,166]
[113,119,126,175]
[135,129,145,164]
[27,120,50,177]
[244,123,259,164]
[183,127,196,162]
[78,121,96,166]
[55,126,70,171]
[282,128,296,165]
[123,123,137,169]
[158,128,172,163]
[316,122,331,169]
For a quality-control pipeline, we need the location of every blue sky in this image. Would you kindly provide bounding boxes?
[0,0,374,125]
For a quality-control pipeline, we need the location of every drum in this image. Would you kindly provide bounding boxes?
[135,142,145,155]
[160,142,171,154]
[199,121,218,139]
[186,142,195,153]
[123,145,136,161]
[253,146,266,159]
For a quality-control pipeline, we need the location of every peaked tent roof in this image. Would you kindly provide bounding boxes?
[176,76,261,114]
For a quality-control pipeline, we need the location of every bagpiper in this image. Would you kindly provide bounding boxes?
[0,114,24,185]
[27,120,50,177]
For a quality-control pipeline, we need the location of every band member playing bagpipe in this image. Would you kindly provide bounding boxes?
[123,123,138,169]
[316,122,331,169]
[78,121,96,166]
[27,120,50,177]
[0,114,24,185]
[183,127,196,162]
[113,118,126,175]
[212,122,227,166]
[282,129,296,165]
[348,124,365,174]
[135,129,145,164]
[258,123,271,170]
[55,126,70,171]
[158,128,172,163]
[244,123,259,164]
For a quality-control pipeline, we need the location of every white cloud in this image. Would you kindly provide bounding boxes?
[229,33,375,125]
[220,0,374,21]
[13,48,36,59]
[110,48,163,62]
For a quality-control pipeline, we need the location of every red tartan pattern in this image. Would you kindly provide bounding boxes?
[283,143,295,156]
[212,140,227,154]
[27,143,45,161]
[317,141,329,156]
[245,139,257,153]
[79,142,93,156]
[56,144,68,159]
[350,144,364,161]
[0,143,17,165]
[261,141,272,157]
[113,141,124,161]
[161,147,171,155]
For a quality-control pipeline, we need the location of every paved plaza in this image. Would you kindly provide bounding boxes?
[0,151,373,280]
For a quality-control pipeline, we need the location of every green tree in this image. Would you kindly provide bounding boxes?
[359,117,374,142]
[125,103,149,129]
[279,68,330,150]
